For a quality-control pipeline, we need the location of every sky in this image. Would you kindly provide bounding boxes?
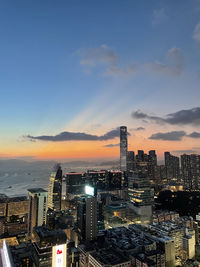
[0,0,200,161]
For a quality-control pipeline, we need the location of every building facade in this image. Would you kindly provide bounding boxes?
[77,195,97,241]
[181,154,200,190]
[27,188,47,235]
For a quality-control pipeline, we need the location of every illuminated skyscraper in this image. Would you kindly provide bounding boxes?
[120,126,127,172]
[48,164,62,211]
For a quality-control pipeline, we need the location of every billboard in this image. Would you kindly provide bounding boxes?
[85,185,94,196]
[52,244,66,267]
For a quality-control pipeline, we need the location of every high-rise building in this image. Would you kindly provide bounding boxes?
[66,172,85,198]
[48,164,62,211]
[182,233,195,260]
[181,154,200,190]
[0,195,29,237]
[32,226,67,267]
[164,152,180,181]
[27,188,47,235]
[149,150,157,165]
[85,171,107,190]
[135,150,147,176]
[120,126,127,172]
[137,150,145,162]
[107,171,122,190]
[128,173,154,216]
[127,151,135,172]
[77,186,97,241]
[148,150,157,181]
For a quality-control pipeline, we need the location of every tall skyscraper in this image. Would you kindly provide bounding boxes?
[77,186,97,241]
[148,150,157,181]
[27,188,47,234]
[120,126,128,172]
[164,152,180,181]
[48,164,62,211]
[181,154,200,190]
[149,150,157,166]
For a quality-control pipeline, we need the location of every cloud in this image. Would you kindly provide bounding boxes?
[25,128,125,142]
[149,131,186,141]
[77,45,118,67]
[104,63,136,76]
[77,45,184,77]
[146,47,185,75]
[103,143,120,148]
[193,22,200,42]
[132,107,200,125]
[172,150,198,154]
[130,127,145,131]
[77,45,136,77]
[188,131,200,138]
[132,110,164,124]
[152,8,168,25]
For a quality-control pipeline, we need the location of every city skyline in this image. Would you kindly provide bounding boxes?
[0,1,200,160]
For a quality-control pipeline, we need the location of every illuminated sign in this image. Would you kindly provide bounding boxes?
[57,249,62,255]
[85,185,94,196]
[52,244,66,267]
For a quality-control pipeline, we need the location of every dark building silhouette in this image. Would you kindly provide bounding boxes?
[66,172,85,197]
[148,150,157,181]
[127,151,135,172]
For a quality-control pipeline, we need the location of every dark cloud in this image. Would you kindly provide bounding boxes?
[172,150,198,154]
[132,107,200,125]
[149,131,186,141]
[188,132,200,138]
[25,128,125,142]
[130,127,145,131]
[103,143,120,148]
[132,110,164,124]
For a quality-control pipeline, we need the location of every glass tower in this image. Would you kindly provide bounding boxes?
[48,164,62,211]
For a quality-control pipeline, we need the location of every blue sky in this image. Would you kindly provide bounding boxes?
[0,0,200,159]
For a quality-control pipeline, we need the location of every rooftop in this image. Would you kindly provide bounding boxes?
[27,188,47,193]
[90,248,130,265]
